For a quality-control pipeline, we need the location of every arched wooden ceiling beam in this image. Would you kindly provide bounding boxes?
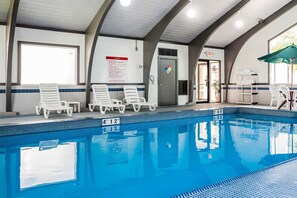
[188,0,251,103]
[5,0,20,112]
[143,0,190,100]
[225,0,297,101]
[85,0,115,105]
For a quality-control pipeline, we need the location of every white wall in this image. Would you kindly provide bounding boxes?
[0,26,5,112]
[229,6,297,104]
[9,27,86,114]
[0,30,146,114]
[0,87,4,112]
[10,85,86,114]
[0,25,5,84]
[13,27,85,84]
[149,42,189,105]
[92,36,143,83]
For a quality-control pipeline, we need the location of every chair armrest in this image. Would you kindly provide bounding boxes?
[139,97,147,102]
[111,99,122,105]
[61,101,68,106]
[123,98,128,104]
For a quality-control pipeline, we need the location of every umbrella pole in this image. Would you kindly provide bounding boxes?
[292,59,295,89]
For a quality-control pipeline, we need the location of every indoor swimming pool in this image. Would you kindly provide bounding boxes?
[1,112,297,197]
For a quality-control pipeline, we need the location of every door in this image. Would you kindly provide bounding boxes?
[196,61,209,102]
[158,57,177,106]
[195,60,221,103]
[209,61,221,103]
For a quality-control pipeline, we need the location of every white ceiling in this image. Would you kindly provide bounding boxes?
[161,0,241,44]
[16,0,104,31]
[0,0,10,22]
[0,0,294,47]
[100,0,179,38]
[206,0,293,47]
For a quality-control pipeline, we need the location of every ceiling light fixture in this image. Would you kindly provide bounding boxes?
[235,20,243,28]
[186,0,196,19]
[120,0,131,7]
[187,9,196,19]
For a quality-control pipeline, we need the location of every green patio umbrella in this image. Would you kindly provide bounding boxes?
[258,44,297,88]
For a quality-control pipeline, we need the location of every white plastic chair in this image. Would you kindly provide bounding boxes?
[89,84,125,114]
[277,85,290,110]
[269,85,281,109]
[123,86,157,112]
[36,84,73,118]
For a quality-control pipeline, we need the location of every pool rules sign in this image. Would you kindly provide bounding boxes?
[107,56,128,83]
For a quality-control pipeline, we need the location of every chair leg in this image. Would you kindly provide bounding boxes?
[119,106,125,113]
[89,104,94,112]
[67,109,73,117]
[100,106,106,114]
[133,104,141,112]
[149,105,156,111]
[36,106,41,115]
[43,109,50,119]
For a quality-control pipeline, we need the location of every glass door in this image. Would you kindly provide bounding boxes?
[195,60,221,103]
[209,61,221,103]
[196,61,209,102]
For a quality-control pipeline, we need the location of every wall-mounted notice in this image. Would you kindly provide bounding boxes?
[106,56,128,83]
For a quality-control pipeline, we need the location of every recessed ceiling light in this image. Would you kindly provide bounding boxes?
[120,0,131,7]
[235,20,243,28]
[187,9,196,19]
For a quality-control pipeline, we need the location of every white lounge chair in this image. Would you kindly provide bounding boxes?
[123,86,157,112]
[36,84,73,118]
[89,84,125,114]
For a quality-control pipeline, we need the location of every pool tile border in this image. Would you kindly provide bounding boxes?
[171,157,297,198]
[1,106,297,137]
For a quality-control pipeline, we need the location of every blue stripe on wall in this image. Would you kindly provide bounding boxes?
[60,89,85,93]
[12,89,39,93]
[0,88,145,94]
[1,87,297,93]
[94,88,145,92]
[218,87,297,91]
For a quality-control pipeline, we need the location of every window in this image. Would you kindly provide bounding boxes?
[269,24,297,84]
[19,42,79,84]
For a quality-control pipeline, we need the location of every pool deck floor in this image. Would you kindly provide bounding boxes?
[0,103,268,126]
[1,103,297,198]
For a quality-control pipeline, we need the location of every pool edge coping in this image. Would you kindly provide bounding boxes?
[1,106,297,137]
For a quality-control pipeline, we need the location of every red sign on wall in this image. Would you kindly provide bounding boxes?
[106,56,128,83]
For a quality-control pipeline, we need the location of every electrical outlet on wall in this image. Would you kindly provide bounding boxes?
[137,65,143,69]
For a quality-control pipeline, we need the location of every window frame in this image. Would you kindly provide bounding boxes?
[18,41,81,85]
[268,22,297,85]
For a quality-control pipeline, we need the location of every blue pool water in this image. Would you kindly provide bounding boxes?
[1,113,297,198]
